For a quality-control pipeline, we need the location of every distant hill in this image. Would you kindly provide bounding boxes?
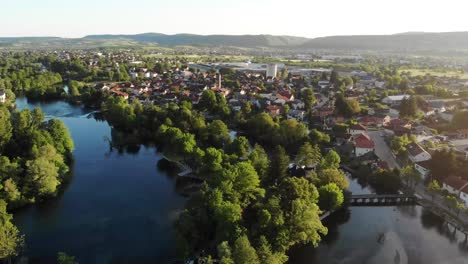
[2,32,468,52]
[83,33,310,47]
[301,32,468,51]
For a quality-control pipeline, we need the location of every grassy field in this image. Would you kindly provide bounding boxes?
[399,68,468,79]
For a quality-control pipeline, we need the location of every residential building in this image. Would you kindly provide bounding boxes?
[414,160,431,179]
[266,64,278,78]
[0,89,5,103]
[352,133,375,157]
[442,176,468,206]
[407,143,431,163]
[348,123,367,135]
[266,105,282,117]
[382,95,410,106]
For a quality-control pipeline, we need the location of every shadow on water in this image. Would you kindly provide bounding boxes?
[13,98,187,264]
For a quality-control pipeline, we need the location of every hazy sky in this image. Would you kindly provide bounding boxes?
[2,0,468,38]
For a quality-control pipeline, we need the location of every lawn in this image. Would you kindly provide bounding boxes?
[399,68,468,79]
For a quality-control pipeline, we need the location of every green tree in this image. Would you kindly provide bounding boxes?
[302,88,316,112]
[427,180,441,202]
[0,200,24,262]
[400,165,421,189]
[0,107,12,150]
[428,149,458,180]
[317,169,349,190]
[203,148,224,173]
[3,179,21,204]
[318,183,344,211]
[206,120,231,148]
[217,162,265,207]
[399,96,419,118]
[217,241,235,264]
[320,150,341,170]
[276,119,309,150]
[256,236,287,264]
[57,252,79,264]
[45,119,74,157]
[295,142,321,168]
[444,195,459,214]
[232,235,260,264]
[249,144,269,180]
[229,136,250,159]
[310,129,330,145]
[199,90,218,112]
[25,157,60,197]
[269,146,290,184]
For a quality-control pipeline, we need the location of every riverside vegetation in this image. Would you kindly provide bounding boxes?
[101,93,349,263]
[0,99,74,262]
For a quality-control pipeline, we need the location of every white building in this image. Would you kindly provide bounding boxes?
[382,95,410,106]
[266,64,278,78]
[352,133,375,157]
[442,176,468,207]
[407,143,431,163]
[348,123,367,136]
[0,89,5,103]
[414,160,431,179]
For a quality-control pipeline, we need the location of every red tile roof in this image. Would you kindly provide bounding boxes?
[354,133,375,149]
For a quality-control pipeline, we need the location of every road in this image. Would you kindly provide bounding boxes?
[412,182,468,225]
[368,130,400,169]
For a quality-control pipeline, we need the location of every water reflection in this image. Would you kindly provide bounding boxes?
[13,98,187,264]
[288,178,468,264]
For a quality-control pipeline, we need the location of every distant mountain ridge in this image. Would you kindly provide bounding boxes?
[301,32,468,51]
[83,33,310,47]
[2,32,468,51]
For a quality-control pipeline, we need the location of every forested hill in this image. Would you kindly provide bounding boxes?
[2,32,468,52]
[83,33,310,47]
[301,32,468,51]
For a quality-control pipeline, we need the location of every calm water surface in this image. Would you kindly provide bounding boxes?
[12,98,468,264]
[13,98,186,264]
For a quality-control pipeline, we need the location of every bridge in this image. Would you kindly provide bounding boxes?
[349,194,417,206]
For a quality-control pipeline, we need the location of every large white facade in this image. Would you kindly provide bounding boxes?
[266,64,278,78]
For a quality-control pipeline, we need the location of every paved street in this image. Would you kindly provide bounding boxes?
[368,130,400,169]
[412,183,468,226]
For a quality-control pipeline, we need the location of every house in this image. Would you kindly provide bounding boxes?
[407,143,431,163]
[318,80,330,90]
[382,95,410,106]
[287,110,305,121]
[387,119,412,135]
[359,115,390,127]
[442,176,468,194]
[277,91,294,102]
[457,129,468,139]
[110,89,129,100]
[266,105,282,117]
[0,89,5,103]
[442,176,468,206]
[352,133,375,157]
[348,123,367,135]
[460,185,468,207]
[428,100,446,114]
[414,160,431,179]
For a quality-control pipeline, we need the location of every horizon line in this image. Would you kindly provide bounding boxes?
[1,31,466,39]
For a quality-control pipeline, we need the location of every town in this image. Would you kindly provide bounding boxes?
[2,47,468,263]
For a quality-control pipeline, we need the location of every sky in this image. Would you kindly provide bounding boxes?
[1,0,468,38]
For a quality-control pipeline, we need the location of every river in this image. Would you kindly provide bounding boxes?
[13,98,186,264]
[12,98,468,264]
